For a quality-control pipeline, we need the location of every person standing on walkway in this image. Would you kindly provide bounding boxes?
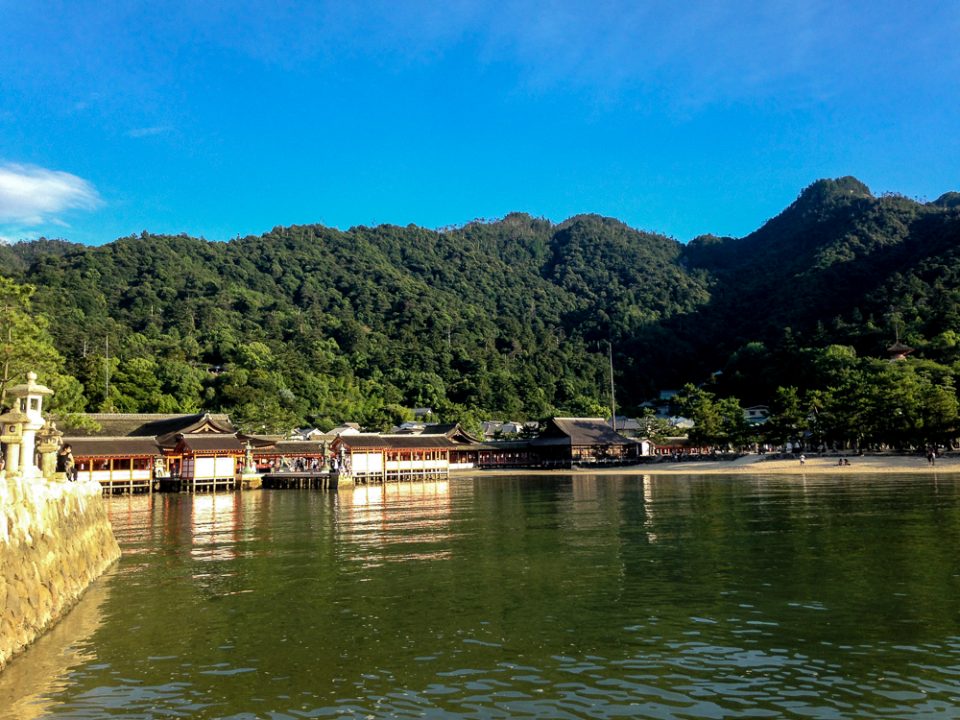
[57,444,76,480]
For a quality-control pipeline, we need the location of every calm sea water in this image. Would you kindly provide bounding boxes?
[3,474,960,719]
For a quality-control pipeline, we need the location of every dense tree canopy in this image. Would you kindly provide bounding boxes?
[0,277,85,413]
[1,177,958,446]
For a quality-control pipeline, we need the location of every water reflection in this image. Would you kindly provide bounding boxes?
[106,490,269,560]
[642,475,659,542]
[0,574,112,719]
[337,481,459,565]
[190,492,241,562]
[6,475,960,719]
[339,479,453,509]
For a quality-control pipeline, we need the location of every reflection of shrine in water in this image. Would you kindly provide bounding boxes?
[335,481,466,564]
[105,490,266,564]
[565,474,662,544]
[642,475,658,542]
[189,491,249,562]
[568,474,631,531]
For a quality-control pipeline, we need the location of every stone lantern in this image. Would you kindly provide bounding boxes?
[239,440,263,490]
[0,407,29,477]
[36,419,63,481]
[5,372,54,479]
[243,440,256,473]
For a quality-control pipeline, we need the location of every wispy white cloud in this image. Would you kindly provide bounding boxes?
[0,163,102,225]
[126,125,172,138]
[229,1,957,110]
[18,2,953,122]
[489,2,959,109]
[473,3,850,105]
[0,228,42,244]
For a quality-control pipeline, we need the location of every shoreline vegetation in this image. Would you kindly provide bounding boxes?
[459,453,959,477]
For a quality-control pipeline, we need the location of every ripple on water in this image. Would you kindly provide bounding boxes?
[7,476,960,718]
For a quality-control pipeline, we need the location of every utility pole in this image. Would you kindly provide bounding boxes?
[0,303,12,405]
[104,336,110,410]
[0,324,10,406]
[608,341,617,431]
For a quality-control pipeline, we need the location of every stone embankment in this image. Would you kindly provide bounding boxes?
[0,476,120,670]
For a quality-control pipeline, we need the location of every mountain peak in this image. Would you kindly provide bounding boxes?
[796,177,873,207]
[932,191,960,209]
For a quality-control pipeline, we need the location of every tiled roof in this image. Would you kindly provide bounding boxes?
[271,440,327,454]
[66,437,162,457]
[177,434,246,453]
[472,440,535,450]
[544,417,635,446]
[430,422,471,437]
[240,434,285,448]
[337,434,461,450]
[59,413,235,438]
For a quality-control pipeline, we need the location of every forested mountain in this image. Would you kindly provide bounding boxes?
[1,177,959,442]
[680,177,960,401]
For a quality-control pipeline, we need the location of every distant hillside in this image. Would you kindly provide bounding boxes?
[0,214,707,429]
[2,177,959,430]
[676,177,960,400]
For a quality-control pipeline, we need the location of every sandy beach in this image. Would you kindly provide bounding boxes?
[460,453,958,477]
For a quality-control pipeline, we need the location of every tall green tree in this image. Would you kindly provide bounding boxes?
[764,386,808,446]
[717,396,752,450]
[677,384,725,447]
[0,277,84,412]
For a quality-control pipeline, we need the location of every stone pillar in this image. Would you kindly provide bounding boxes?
[5,372,54,479]
[36,420,63,481]
[0,408,28,477]
[5,442,20,476]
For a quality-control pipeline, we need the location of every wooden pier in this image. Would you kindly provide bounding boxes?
[97,467,449,495]
[75,463,156,495]
[262,469,451,488]
[261,471,339,489]
[355,466,450,484]
[154,475,237,493]
[97,473,154,495]
[97,470,339,494]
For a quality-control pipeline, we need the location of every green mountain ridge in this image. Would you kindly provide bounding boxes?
[1,177,959,435]
[677,179,960,376]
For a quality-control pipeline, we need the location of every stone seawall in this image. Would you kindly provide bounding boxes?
[0,476,120,670]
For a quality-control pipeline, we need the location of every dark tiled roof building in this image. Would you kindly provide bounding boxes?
[532,417,640,467]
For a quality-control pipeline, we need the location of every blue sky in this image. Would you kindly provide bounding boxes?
[1,1,958,246]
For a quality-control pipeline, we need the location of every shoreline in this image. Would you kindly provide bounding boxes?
[455,453,958,477]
